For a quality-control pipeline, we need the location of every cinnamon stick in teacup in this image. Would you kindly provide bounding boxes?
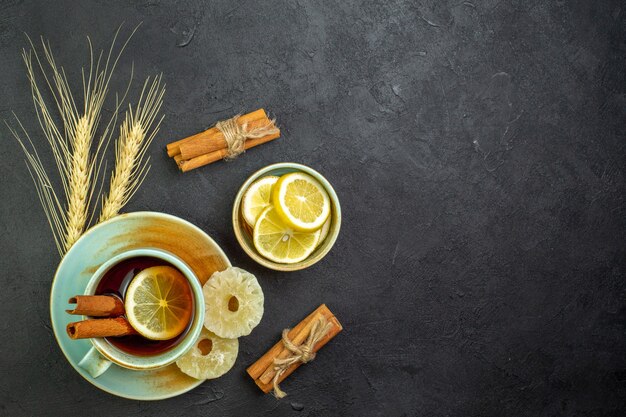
[66,318,137,339]
[66,295,125,317]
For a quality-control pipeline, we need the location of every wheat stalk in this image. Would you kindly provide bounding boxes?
[99,75,165,222]
[63,116,92,250]
[8,27,139,255]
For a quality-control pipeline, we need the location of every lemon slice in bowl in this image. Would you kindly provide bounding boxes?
[124,266,193,340]
[272,172,331,232]
[253,206,321,263]
[317,217,331,247]
[241,175,279,227]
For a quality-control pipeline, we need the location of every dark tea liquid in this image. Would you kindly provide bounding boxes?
[95,256,193,356]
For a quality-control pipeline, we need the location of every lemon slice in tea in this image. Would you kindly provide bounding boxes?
[253,206,321,263]
[241,175,279,227]
[272,172,331,232]
[124,266,193,340]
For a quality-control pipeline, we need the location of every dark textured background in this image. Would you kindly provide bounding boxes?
[1,0,625,415]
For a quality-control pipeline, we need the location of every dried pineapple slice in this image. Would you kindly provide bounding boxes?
[176,328,238,379]
[203,267,264,339]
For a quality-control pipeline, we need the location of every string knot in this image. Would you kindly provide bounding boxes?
[271,317,332,399]
[299,345,315,363]
[215,114,279,160]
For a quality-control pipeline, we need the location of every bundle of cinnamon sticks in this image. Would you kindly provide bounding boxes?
[66,295,137,339]
[247,304,342,395]
[166,108,280,172]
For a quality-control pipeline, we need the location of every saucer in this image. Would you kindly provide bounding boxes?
[50,212,231,400]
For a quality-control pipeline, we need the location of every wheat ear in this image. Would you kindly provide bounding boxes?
[99,75,165,222]
[15,40,104,254]
[9,26,137,254]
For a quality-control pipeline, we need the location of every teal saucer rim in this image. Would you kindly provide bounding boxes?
[49,211,230,400]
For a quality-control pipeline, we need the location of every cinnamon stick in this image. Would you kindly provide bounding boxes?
[178,131,281,173]
[246,304,342,394]
[66,318,138,339]
[66,295,125,317]
[173,153,185,167]
[178,109,272,160]
[166,108,269,157]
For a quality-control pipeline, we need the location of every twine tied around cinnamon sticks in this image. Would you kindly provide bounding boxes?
[166,109,281,172]
[246,304,342,396]
[271,316,333,398]
[216,114,280,160]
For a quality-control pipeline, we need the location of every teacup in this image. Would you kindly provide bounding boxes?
[76,248,205,378]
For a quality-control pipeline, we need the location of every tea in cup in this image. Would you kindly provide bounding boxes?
[70,248,205,377]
